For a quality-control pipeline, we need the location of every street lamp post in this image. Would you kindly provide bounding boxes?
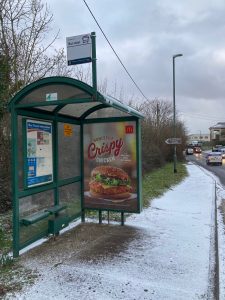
[173,53,183,173]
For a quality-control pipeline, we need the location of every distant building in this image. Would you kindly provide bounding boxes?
[209,122,225,142]
[187,133,210,144]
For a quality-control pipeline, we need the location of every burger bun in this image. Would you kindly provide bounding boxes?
[90,190,131,200]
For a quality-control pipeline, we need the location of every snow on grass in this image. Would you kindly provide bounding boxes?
[10,163,224,300]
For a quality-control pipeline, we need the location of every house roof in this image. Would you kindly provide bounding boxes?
[209,122,225,130]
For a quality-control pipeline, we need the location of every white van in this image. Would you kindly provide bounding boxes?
[186,147,194,155]
[206,152,222,165]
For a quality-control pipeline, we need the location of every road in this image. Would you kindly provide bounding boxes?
[186,150,225,300]
[186,151,225,186]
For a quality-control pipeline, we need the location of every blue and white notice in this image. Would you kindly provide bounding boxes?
[26,120,53,187]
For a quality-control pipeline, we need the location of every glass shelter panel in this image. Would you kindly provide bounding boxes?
[19,84,90,104]
[86,107,130,119]
[59,182,81,219]
[19,189,54,246]
[59,102,102,117]
[36,105,58,112]
[58,123,81,179]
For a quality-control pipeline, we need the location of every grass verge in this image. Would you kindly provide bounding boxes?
[142,161,188,207]
[0,211,12,268]
[0,212,38,299]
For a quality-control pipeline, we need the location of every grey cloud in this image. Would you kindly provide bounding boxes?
[46,0,225,133]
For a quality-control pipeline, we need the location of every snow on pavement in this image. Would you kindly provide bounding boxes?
[12,164,218,300]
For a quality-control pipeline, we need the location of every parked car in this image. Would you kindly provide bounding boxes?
[206,152,222,165]
[212,145,223,152]
[220,147,225,159]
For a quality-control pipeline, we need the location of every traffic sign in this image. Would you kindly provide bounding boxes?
[165,138,182,145]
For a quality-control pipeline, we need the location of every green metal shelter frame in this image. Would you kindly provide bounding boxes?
[9,76,144,257]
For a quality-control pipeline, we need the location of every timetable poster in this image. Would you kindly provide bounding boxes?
[26,119,53,187]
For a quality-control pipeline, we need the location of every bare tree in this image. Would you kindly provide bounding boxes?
[0,0,75,213]
[72,64,92,84]
[0,0,71,97]
[135,98,187,173]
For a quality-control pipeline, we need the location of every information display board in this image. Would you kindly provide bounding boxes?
[83,121,139,212]
[26,119,53,187]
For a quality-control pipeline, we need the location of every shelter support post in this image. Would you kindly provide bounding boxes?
[81,209,85,223]
[53,119,59,206]
[11,109,19,257]
[80,121,85,223]
[121,212,125,226]
[137,118,143,212]
[107,211,110,224]
[99,210,102,224]
[91,32,97,101]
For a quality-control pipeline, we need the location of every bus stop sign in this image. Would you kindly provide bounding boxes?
[66,33,92,65]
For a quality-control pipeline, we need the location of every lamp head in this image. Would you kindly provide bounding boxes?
[173,54,183,59]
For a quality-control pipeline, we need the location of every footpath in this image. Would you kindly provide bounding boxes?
[7,163,225,300]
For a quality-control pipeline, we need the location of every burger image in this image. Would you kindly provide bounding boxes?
[89,165,132,199]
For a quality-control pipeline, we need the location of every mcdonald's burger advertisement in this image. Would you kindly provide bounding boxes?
[83,121,139,212]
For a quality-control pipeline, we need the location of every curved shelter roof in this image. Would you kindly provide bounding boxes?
[9,76,144,120]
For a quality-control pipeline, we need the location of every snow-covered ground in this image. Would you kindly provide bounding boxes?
[9,163,225,300]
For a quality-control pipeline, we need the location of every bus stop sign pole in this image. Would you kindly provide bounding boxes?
[91,32,97,101]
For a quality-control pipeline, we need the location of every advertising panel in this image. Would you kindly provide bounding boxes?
[26,119,53,187]
[83,121,138,212]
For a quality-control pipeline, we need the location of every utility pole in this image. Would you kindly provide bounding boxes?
[172,54,183,173]
[156,102,159,128]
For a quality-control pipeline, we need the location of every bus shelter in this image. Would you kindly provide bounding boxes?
[9,76,144,257]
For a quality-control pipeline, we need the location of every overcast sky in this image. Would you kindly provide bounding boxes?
[45,0,225,135]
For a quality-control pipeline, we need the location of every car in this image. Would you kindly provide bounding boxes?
[189,140,201,147]
[212,145,223,152]
[186,147,194,155]
[220,147,225,159]
[193,146,202,154]
[206,152,222,165]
